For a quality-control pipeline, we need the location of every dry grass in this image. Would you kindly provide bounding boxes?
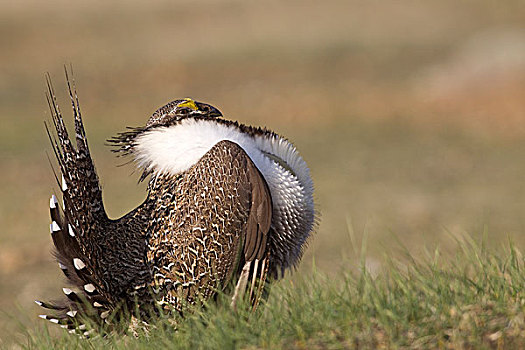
[1,0,525,346]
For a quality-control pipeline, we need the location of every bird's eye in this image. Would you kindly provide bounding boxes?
[178,107,192,114]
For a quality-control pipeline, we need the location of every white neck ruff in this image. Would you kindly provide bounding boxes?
[134,119,312,195]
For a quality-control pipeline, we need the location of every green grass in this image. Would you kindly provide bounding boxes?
[15,236,525,349]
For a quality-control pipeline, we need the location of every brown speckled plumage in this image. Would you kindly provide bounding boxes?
[145,140,271,312]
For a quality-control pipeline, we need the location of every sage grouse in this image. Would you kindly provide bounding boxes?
[37,72,315,334]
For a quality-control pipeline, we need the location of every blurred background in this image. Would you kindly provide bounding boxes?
[1,0,525,344]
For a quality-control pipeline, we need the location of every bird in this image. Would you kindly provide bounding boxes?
[36,70,316,336]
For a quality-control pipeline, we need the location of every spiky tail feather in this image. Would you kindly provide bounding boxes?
[38,68,116,335]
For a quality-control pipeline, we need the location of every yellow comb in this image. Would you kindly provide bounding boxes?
[178,98,198,111]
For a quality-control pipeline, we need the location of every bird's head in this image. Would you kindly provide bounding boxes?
[147,98,222,127]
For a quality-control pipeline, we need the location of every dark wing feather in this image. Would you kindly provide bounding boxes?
[243,158,272,262]
[243,158,272,310]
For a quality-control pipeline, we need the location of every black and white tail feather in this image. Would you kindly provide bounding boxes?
[37,68,120,336]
